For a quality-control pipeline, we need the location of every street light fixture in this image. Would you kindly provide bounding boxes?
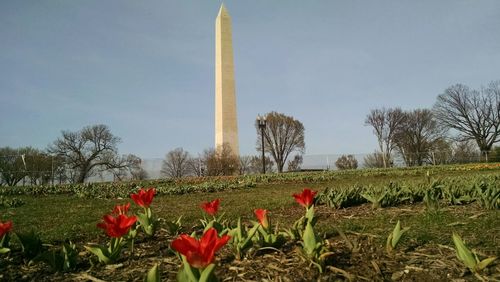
[257,115,267,174]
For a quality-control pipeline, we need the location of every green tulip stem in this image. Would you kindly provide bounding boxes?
[0,234,7,247]
[181,255,199,282]
[305,206,315,223]
[129,238,134,254]
[110,237,123,257]
[199,264,216,282]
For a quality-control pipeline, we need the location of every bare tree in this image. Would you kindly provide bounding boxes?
[365,108,405,168]
[433,81,500,159]
[0,147,61,186]
[48,124,137,183]
[490,146,500,162]
[187,155,205,177]
[335,154,358,170]
[394,109,447,166]
[109,154,142,181]
[363,152,386,168]
[0,147,28,186]
[161,148,190,178]
[249,155,274,174]
[239,156,252,175]
[131,166,148,180]
[24,148,54,185]
[429,139,453,165]
[287,154,303,171]
[203,143,239,176]
[451,140,480,163]
[54,164,69,184]
[256,112,305,173]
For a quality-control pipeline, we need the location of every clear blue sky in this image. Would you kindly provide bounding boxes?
[1,1,499,159]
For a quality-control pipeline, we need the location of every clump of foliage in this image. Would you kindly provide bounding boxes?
[335,155,358,170]
[361,186,388,209]
[317,185,365,209]
[16,230,44,262]
[0,196,25,208]
[227,217,259,260]
[423,181,443,211]
[39,242,78,272]
[474,179,500,209]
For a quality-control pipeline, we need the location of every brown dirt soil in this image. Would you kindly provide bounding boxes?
[1,204,499,282]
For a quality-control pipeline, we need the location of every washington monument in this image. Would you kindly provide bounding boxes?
[215,4,239,156]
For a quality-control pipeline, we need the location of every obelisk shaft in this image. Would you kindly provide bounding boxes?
[215,4,239,156]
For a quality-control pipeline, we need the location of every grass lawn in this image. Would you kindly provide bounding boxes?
[0,165,499,281]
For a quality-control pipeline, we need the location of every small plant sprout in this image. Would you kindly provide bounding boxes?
[144,264,160,282]
[386,220,410,254]
[227,217,259,260]
[166,215,183,236]
[452,232,497,274]
[40,241,78,273]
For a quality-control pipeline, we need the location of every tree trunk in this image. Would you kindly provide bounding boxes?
[277,161,284,173]
[76,166,89,183]
[478,142,492,162]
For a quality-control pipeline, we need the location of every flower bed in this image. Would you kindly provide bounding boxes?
[1,181,499,281]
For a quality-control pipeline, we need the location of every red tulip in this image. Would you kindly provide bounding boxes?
[130,188,156,208]
[254,209,269,229]
[171,228,230,269]
[97,214,137,238]
[292,188,317,208]
[0,220,13,238]
[112,203,131,215]
[201,199,220,216]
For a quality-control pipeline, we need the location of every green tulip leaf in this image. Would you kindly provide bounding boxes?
[144,263,160,282]
[84,245,112,264]
[16,230,43,260]
[241,223,260,248]
[452,233,477,271]
[178,255,199,282]
[305,207,315,223]
[0,233,10,248]
[302,221,317,256]
[199,263,216,282]
[237,218,243,239]
[387,220,410,253]
[475,256,497,272]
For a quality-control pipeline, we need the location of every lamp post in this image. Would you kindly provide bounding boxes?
[257,115,267,174]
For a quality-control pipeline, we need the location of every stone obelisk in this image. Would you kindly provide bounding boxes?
[215,4,239,156]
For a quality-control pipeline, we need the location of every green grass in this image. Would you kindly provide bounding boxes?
[333,205,500,252]
[0,165,498,257]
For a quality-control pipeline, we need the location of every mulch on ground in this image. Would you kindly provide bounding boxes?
[1,204,498,281]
